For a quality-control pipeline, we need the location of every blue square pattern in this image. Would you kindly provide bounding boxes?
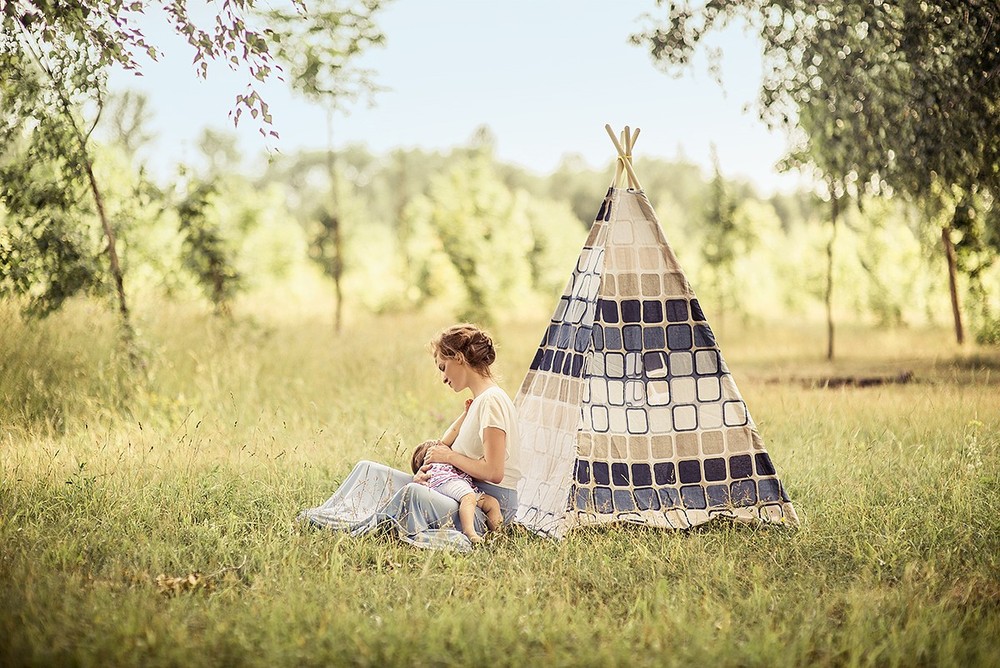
[575,485,688,515]
[644,351,668,378]
[594,487,614,513]
[678,459,701,484]
[611,462,630,486]
[643,326,665,350]
[694,324,716,348]
[592,325,605,350]
[755,453,776,476]
[613,489,636,511]
[634,488,660,510]
[730,480,757,506]
[623,325,643,351]
[667,325,693,351]
[556,323,573,349]
[604,326,623,351]
[758,478,781,503]
[681,485,707,509]
[704,457,727,482]
[653,461,675,485]
[642,300,664,323]
[729,454,753,479]
[599,299,619,324]
[659,487,682,508]
[707,484,730,508]
[631,463,653,486]
[621,300,642,323]
[665,299,688,322]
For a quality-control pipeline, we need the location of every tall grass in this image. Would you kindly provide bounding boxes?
[1,299,998,667]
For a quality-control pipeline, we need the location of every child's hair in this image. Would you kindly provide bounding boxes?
[429,323,497,376]
[411,439,438,474]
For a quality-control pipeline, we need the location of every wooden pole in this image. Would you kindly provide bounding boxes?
[605,124,643,191]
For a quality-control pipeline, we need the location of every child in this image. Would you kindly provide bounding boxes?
[410,439,503,544]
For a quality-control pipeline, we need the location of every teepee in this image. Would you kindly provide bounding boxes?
[513,125,798,538]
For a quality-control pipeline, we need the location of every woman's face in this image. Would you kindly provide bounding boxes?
[436,355,468,393]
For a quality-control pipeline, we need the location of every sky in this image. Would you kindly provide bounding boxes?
[107,0,808,195]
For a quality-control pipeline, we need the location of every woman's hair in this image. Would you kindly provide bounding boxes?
[429,323,497,376]
[411,440,437,474]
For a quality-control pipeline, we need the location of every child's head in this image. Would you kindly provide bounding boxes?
[411,439,438,474]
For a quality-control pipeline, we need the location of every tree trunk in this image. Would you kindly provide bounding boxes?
[71,123,141,367]
[326,108,343,334]
[825,195,839,361]
[942,225,965,345]
[332,215,343,333]
[34,34,138,363]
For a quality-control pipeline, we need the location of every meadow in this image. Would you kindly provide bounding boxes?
[1,299,998,667]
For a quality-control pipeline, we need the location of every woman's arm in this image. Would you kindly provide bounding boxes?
[425,427,506,484]
[439,398,474,447]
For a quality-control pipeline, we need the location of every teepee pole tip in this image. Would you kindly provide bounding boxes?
[605,124,643,191]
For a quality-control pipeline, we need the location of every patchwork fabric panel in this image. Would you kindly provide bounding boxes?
[513,190,609,536]
[514,188,798,536]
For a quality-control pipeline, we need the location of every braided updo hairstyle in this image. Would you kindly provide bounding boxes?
[429,323,497,377]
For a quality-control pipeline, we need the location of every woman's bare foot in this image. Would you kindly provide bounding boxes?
[465,532,484,545]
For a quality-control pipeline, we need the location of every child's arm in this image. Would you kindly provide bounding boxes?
[439,398,474,447]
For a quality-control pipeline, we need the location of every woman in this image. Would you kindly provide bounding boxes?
[299,324,522,551]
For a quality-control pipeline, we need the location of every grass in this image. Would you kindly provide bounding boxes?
[1,299,999,667]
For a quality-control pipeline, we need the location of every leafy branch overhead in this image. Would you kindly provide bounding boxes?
[263,0,388,108]
[1,0,390,331]
[2,0,302,138]
[632,0,1000,346]
[632,0,1000,200]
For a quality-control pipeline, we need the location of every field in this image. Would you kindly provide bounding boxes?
[2,301,999,667]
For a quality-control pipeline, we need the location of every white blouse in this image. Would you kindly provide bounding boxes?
[447,386,522,491]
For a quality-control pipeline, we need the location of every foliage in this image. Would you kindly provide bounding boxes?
[176,176,241,317]
[632,0,1000,343]
[0,41,102,315]
[262,0,388,109]
[700,147,754,324]
[401,155,585,324]
[634,0,1000,194]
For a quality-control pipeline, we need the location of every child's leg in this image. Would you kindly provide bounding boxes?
[458,493,483,543]
[478,493,503,532]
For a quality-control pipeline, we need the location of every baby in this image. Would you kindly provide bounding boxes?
[410,439,503,544]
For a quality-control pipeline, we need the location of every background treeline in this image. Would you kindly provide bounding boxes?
[3,0,999,362]
[2,110,990,340]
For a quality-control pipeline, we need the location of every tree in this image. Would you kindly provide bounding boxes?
[174,173,241,317]
[2,0,390,350]
[701,146,745,331]
[0,0,296,363]
[402,156,536,324]
[633,0,1000,346]
[103,90,156,158]
[263,0,388,332]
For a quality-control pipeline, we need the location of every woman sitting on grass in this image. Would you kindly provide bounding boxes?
[299,324,522,552]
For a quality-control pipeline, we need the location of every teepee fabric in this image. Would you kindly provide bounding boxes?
[513,181,798,538]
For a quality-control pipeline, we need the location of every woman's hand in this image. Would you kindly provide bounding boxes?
[463,398,474,414]
[413,465,432,486]
[424,442,454,465]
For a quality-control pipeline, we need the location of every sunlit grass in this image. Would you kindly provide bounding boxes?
[1,299,999,666]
